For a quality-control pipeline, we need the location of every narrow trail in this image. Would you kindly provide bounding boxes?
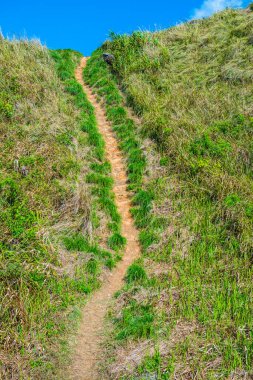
[70,57,140,379]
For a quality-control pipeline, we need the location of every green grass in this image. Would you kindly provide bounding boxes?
[108,232,126,251]
[64,233,112,259]
[53,50,125,248]
[83,56,147,192]
[53,49,125,244]
[114,302,155,341]
[84,7,253,379]
[0,42,123,379]
[0,41,90,379]
[125,262,147,284]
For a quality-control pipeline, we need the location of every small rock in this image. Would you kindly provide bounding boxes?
[102,53,115,65]
[10,238,20,245]
[20,166,29,176]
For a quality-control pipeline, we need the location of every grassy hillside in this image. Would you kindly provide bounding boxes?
[84,7,253,379]
[0,40,122,379]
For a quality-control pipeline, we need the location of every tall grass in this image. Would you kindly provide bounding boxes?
[53,48,125,244]
[0,40,89,379]
[84,7,253,379]
[0,41,121,378]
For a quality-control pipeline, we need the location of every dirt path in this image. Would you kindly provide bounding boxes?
[69,58,140,379]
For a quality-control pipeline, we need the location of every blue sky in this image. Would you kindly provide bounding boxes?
[0,0,249,55]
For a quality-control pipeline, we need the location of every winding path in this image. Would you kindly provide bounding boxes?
[70,58,140,379]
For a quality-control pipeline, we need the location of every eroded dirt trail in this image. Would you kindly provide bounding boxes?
[70,58,140,379]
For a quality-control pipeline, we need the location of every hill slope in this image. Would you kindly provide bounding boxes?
[84,7,253,379]
[0,41,121,378]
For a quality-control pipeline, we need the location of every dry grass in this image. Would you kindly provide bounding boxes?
[0,40,116,378]
[85,6,253,379]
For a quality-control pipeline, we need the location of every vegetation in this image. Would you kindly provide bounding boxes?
[125,262,147,284]
[84,7,253,379]
[83,56,146,192]
[1,5,253,379]
[0,40,122,378]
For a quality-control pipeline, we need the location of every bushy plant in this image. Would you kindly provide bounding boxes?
[108,232,126,250]
[125,263,147,283]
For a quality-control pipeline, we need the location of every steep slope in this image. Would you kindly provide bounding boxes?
[84,7,253,379]
[0,41,121,379]
[67,57,140,380]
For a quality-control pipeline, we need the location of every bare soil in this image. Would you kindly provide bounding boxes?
[69,57,140,379]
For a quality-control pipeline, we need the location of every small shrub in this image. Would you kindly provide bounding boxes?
[224,194,241,207]
[86,258,99,275]
[125,263,147,283]
[245,203,253,219]
[63,234,89,251]
[214,115,248,137]
[133,190,154,211]
[0,100,14,119]
[131,206,151,228]
[105,257,116,270]
[106,106,127,123]
[71,279,91,294]
[56,132,73,146]
[115,303,154,340]
[86,172,113,188]
[99,197,121,224]
[139,230,158,250]
[160,156,169,166]
[65,79,82,95]
[108,233,126,250]
[107,221,120,233]
[190,133,231,158]
[90,161,111,174]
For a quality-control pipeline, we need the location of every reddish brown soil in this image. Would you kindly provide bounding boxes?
[69,57,140,379]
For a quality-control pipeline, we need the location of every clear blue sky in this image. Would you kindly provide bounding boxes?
[0,0,249,55]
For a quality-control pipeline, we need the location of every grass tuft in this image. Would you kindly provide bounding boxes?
[107,232,126,251]
[125,262,147,284]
